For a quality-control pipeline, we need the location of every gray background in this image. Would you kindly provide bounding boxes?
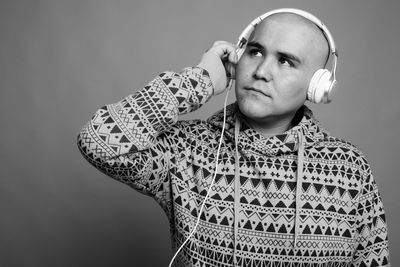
[1,0,399,266]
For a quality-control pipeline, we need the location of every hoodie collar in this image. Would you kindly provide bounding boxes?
[207,103,327,156]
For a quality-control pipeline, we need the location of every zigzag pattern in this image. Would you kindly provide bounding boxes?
[77,67,390,266]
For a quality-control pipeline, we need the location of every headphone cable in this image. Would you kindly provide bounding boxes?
[168,81,233,267]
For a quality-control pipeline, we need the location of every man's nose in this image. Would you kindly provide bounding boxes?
[254,58,273,82]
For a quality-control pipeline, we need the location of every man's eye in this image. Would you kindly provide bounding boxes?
[278,57,293,67]
[247,48,262,57]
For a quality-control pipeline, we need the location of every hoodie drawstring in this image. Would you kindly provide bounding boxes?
[233,116,241,266]
[294,130,305,248]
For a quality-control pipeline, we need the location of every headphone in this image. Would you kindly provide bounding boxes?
[235,8,338,104]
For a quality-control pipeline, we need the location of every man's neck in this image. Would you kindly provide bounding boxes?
[245,117,293,138]
[240,108,304,138]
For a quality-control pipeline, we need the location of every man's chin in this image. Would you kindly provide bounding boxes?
[237,100,272,121]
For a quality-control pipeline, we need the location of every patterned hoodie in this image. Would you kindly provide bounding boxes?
[77,67,390,266]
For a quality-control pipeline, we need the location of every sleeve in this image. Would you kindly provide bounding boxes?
[77,67,214,208]
[352,168,390,266]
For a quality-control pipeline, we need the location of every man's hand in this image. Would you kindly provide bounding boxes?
[197,41,238,95]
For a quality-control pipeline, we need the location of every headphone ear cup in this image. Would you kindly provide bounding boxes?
[307,69,332,104]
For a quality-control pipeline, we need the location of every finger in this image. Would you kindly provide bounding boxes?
[227,48,238,63]
[205,41,226,53]
[210,44,232,58]
[212,41,235,52]
[213,40,229,46]
[219,45,237,64]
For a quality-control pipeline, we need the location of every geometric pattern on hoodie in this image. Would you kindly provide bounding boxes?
[77,67,390,266]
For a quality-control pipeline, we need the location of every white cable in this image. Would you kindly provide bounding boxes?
[168,81,233,267]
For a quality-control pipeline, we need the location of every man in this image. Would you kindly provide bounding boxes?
[77,9,390,266]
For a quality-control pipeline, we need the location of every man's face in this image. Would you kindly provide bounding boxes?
[235,14,328,125]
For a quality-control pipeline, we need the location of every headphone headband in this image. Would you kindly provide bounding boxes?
[238,8,337,56]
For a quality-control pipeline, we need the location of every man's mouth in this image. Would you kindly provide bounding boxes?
[245,87,270,97]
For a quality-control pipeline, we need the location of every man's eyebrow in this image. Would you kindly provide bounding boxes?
[247,41,302,64]
[277,51,302,65]
[246,41,264,50]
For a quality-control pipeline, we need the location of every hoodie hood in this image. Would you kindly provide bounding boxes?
[207,102,328,156]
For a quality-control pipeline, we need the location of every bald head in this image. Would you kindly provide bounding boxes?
[250,13,330,68]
